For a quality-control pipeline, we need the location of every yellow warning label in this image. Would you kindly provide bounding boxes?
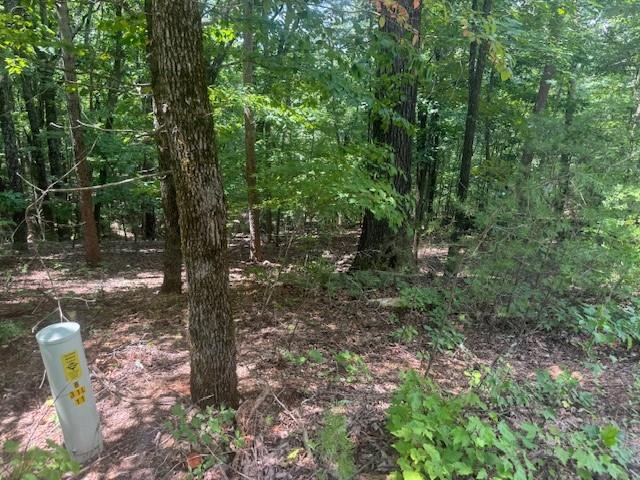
[68,384,87,406]
[60,351,82,382]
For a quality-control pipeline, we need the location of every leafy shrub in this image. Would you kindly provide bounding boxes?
[573,302,640,350]
[459,181,640,341]
[398,286,464,353]
[334,351,370,383]
[2,439,79,480]
[0,321,24,345]
[314,410,356,480]
[392,325,419,343]
[387,371,631,480]
[282,258,336,291]
[327,270,405,298]
[468,363,594,411]
[165,404,242,478]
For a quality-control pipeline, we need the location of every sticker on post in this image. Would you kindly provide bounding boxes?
[68,382,87,406]
[61,351,82,382]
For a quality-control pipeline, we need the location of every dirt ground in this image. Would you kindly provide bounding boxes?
[1,235,639,479]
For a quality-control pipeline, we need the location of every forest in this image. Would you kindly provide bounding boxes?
[1,0,639,478]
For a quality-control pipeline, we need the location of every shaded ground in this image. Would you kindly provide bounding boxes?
[0,235,639,479]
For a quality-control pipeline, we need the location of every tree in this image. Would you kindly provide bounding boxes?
[146,0,238,407]
[0,65,27,249]
[352,0,422,270]
[520,63,555,168]
[56,0,101,265]
[457,0,493,205]
[21,69,54,238]
[413,99,440,256]
[93,2,125,238]
[243,0,262,262]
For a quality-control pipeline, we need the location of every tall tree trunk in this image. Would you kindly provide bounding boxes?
[556,75,576,212]
[155,114,183,294]
[413,101,440,256]
[146,0,238,407]
[456,0,492,204]
[21,73,55,237]
[56,0,101,265]
[243,0,262,262]
[144,7,183,295]
[141,156,156,241]
[38,0,64,183]
[351,0,421,271]
[37,0,67,239]
[447,0,492,272]
[0,68,28,249]
[520,63,555,168]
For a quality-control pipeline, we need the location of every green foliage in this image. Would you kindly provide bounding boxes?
[282,258,336,291]
[0,320,24,345]
[392,325,419,343]
[314,410,356,480]
[2,439,79,480]
[573,302,640,350]
[397,286,465,353]
[387,371,631,480]
[328,270,406,298]
[165,404,242,478]
[279,348,326,366]
[334,351,370,383]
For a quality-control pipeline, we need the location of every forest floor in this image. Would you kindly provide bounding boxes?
[0,234,639,479]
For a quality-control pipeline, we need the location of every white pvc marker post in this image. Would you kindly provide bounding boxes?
[36,322,103,463]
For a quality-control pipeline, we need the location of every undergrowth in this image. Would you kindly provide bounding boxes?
[387,370,632,480]
[1,439,79,479]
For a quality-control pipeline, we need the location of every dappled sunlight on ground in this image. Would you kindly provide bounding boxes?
[1,237,639,478]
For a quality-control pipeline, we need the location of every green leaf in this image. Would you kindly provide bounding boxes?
[402,470,424,480]
[600,425,620,448]
[554,446,570,466]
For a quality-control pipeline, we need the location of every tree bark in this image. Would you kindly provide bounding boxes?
[144,4,183,295]
[413,101,440,256]
[243,0,262,262]
[520,63,555,168]
[456,0,492,204]
[0,68,28,249]
[56,0,101,265]
[352,0,421,271]
[146,0,238,407]
[21,73,55,237]
[556,75,576,212]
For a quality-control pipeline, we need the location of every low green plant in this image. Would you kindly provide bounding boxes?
[327,270,402,298]
[2,439,79,480]
[573,302,640,350]
[0,321,24,345]
[334,351,369,383]
[280,348,309,366]
[398,287,441,311]
[165,404,242,478]
[283,258,336,291]
[534,370,594,409]
[314,410,356,480]
[395,286,465,353]
[279,348,327,366]
[387,371,631,480]
[392,325,419,343]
